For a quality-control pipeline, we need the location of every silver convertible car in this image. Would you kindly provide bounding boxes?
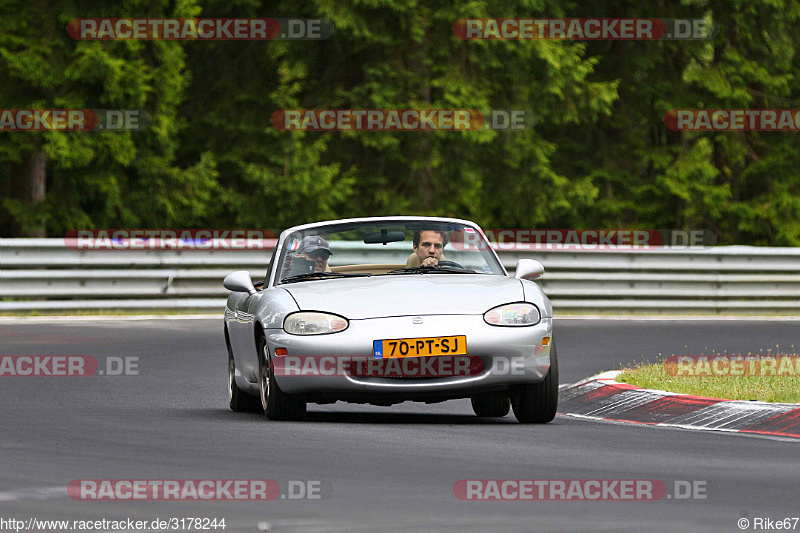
[223,216,557,423]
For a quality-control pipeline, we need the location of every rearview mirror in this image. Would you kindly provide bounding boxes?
[364,230,406,244]
[514,259,545,280]
[223,271,257,295]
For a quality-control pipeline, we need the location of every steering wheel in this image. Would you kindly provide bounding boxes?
[436,260,466,269]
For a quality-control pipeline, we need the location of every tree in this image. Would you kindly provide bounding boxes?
[0,0,219,237]
[550,0,800,245]
[179,0,617,230]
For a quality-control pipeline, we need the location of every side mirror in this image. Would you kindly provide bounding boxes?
[514,259,545,280]
[223,271,257,295]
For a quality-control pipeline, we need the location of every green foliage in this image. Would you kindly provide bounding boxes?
[1,0,799,244]
[0,0,218,234]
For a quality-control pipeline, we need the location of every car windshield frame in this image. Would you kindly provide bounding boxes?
[269,217,506,287]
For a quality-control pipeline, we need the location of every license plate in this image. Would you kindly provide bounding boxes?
[373,336,467,358]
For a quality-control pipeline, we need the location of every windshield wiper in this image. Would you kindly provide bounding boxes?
[385,266,475,275]
[280,272,373,284]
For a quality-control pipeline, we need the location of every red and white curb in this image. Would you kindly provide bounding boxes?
[558,371,800,440]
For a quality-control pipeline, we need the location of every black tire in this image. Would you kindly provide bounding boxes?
[258,336,306,421]
[471,393,510,417]
[511,341,559,423]
[227,332,261,412]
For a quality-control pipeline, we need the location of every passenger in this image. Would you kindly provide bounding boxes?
[295,236,333,272]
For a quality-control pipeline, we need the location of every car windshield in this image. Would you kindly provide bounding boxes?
[274,220,504,285]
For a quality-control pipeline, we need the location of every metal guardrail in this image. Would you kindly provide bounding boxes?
[2,239,799,314]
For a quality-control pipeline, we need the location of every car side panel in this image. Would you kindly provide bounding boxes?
[520,279,553,317]
[225,292,254,381]
[237,288,300,382]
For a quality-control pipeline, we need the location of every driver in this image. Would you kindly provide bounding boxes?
[408,229,449,267]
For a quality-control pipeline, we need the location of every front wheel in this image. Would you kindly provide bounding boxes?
[511,341,559,423]
[228,334,260,412]
[258,336,306,421]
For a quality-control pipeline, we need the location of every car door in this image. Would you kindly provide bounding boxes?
[227,290,257,380]
[229,246,280,382]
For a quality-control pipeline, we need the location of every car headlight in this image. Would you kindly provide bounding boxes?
[284,312,349,335]
[483,303,541,326]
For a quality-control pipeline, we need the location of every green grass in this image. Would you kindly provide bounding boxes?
[616,359,800,403]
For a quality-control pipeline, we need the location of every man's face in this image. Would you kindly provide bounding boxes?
[299,250,329,272]
[414,230,445,265]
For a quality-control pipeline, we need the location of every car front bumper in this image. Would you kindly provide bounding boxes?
[266,315,553,398]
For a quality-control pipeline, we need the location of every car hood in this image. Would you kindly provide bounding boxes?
[282,275,523,319]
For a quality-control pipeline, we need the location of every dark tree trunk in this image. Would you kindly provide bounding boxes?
[9,150,46,237]
[413,24,434,211]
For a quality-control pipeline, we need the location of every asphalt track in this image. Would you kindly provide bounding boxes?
[1,318,798,532]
